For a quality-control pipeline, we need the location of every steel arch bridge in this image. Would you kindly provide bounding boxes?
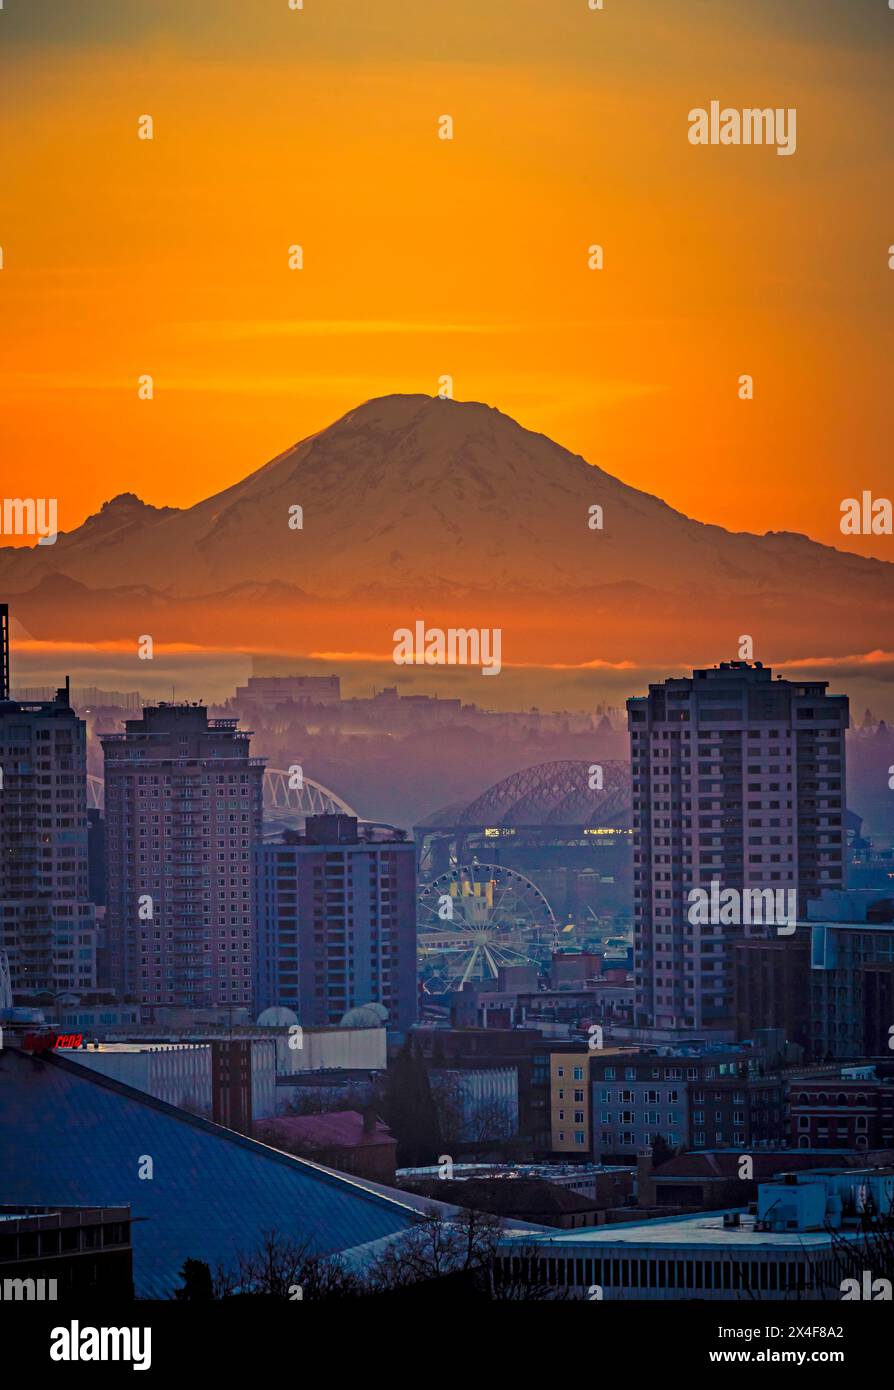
[263,768,356,818]
[86,768,356,820]
[458,759,631,829]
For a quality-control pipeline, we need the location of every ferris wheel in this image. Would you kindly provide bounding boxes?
[417,863,556,989]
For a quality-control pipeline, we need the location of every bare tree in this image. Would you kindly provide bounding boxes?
[364,1206,492,1292]
[428,1071,465,1145]
[209,1229,363,1300]
[489,1240,573,1302]
[466,1094,515,1146]
[825,1195,894,1300]
[365,1206,567,1300]
[281,1084,369,1117]
[428,1072,515,1147]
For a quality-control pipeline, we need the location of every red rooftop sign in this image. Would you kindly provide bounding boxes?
[22,1032,84,1054]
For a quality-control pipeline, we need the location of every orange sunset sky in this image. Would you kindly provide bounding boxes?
[1,0,892,558]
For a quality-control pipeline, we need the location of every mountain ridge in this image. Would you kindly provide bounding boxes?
[1,394,891,665]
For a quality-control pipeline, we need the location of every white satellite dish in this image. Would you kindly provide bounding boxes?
[256,1006,299,1027]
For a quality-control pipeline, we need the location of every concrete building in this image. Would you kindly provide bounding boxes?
[454,981,635,1035]
[497,1166,894,1299]
[254,815,417,1032]
[396,1160,634,1203]
[789,1071,894,1150]
[0,1204,133,1302]
[733,932,810,1049]
[57,1003,141,1031]
[55,1037,277,1128]
[636,1146,894,1210]
[0,606,97,998]
[589,1044,785,1162]
[272,1022,388,1076]
[550,952,603,988]
[56,1041,213,1114]
[627,661,848,1031]
[808,890,894,1059]
[551,1051,592,1154]
[412,1028,587,1153]
[101,703,265,1009]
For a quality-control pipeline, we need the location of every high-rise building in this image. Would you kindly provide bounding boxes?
[101,704,264,1008]
[254,814,417,1031]
[0,605,97,997]
[807,890,894,1060]
[627,661,848,1031]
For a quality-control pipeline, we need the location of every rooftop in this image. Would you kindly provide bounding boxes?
[500,1208,867,1253]
[402,1178,599,1217]
[649,1149,894,1181]
[0,1046,421,1297]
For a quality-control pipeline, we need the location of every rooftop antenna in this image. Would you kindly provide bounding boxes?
[0,603,9,701]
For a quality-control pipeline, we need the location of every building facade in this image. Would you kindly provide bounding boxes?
[58,1041,213,1115]
[808,891,894,1059]
[551,1051,592,1154]
[627,661,848,1031]
[497,1167,892,1300]
[412,1028,587,1153]
[590,1046,785,1162]
[733,933,811,1048]
[789,1074,894,1150]
[0,606,97,997]
[101,704,264,1009]
[254,815,417,1032]
[0,1205,133,1303]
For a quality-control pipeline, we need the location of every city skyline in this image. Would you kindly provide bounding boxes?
[4,0,894,1330]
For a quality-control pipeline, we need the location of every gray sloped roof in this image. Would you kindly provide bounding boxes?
[0,1048,421,1298]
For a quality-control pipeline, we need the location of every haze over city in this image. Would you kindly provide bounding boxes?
[2,0,894,1361]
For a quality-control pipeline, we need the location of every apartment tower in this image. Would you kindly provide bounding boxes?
[101,704,264,1008]
[0,604,97,996]
[627,661,848,1031]
[254,814,417,1032]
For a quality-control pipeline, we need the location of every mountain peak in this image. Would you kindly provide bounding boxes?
[0,394,891,671]
[332,392,502,432]
[97,492,179,518]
